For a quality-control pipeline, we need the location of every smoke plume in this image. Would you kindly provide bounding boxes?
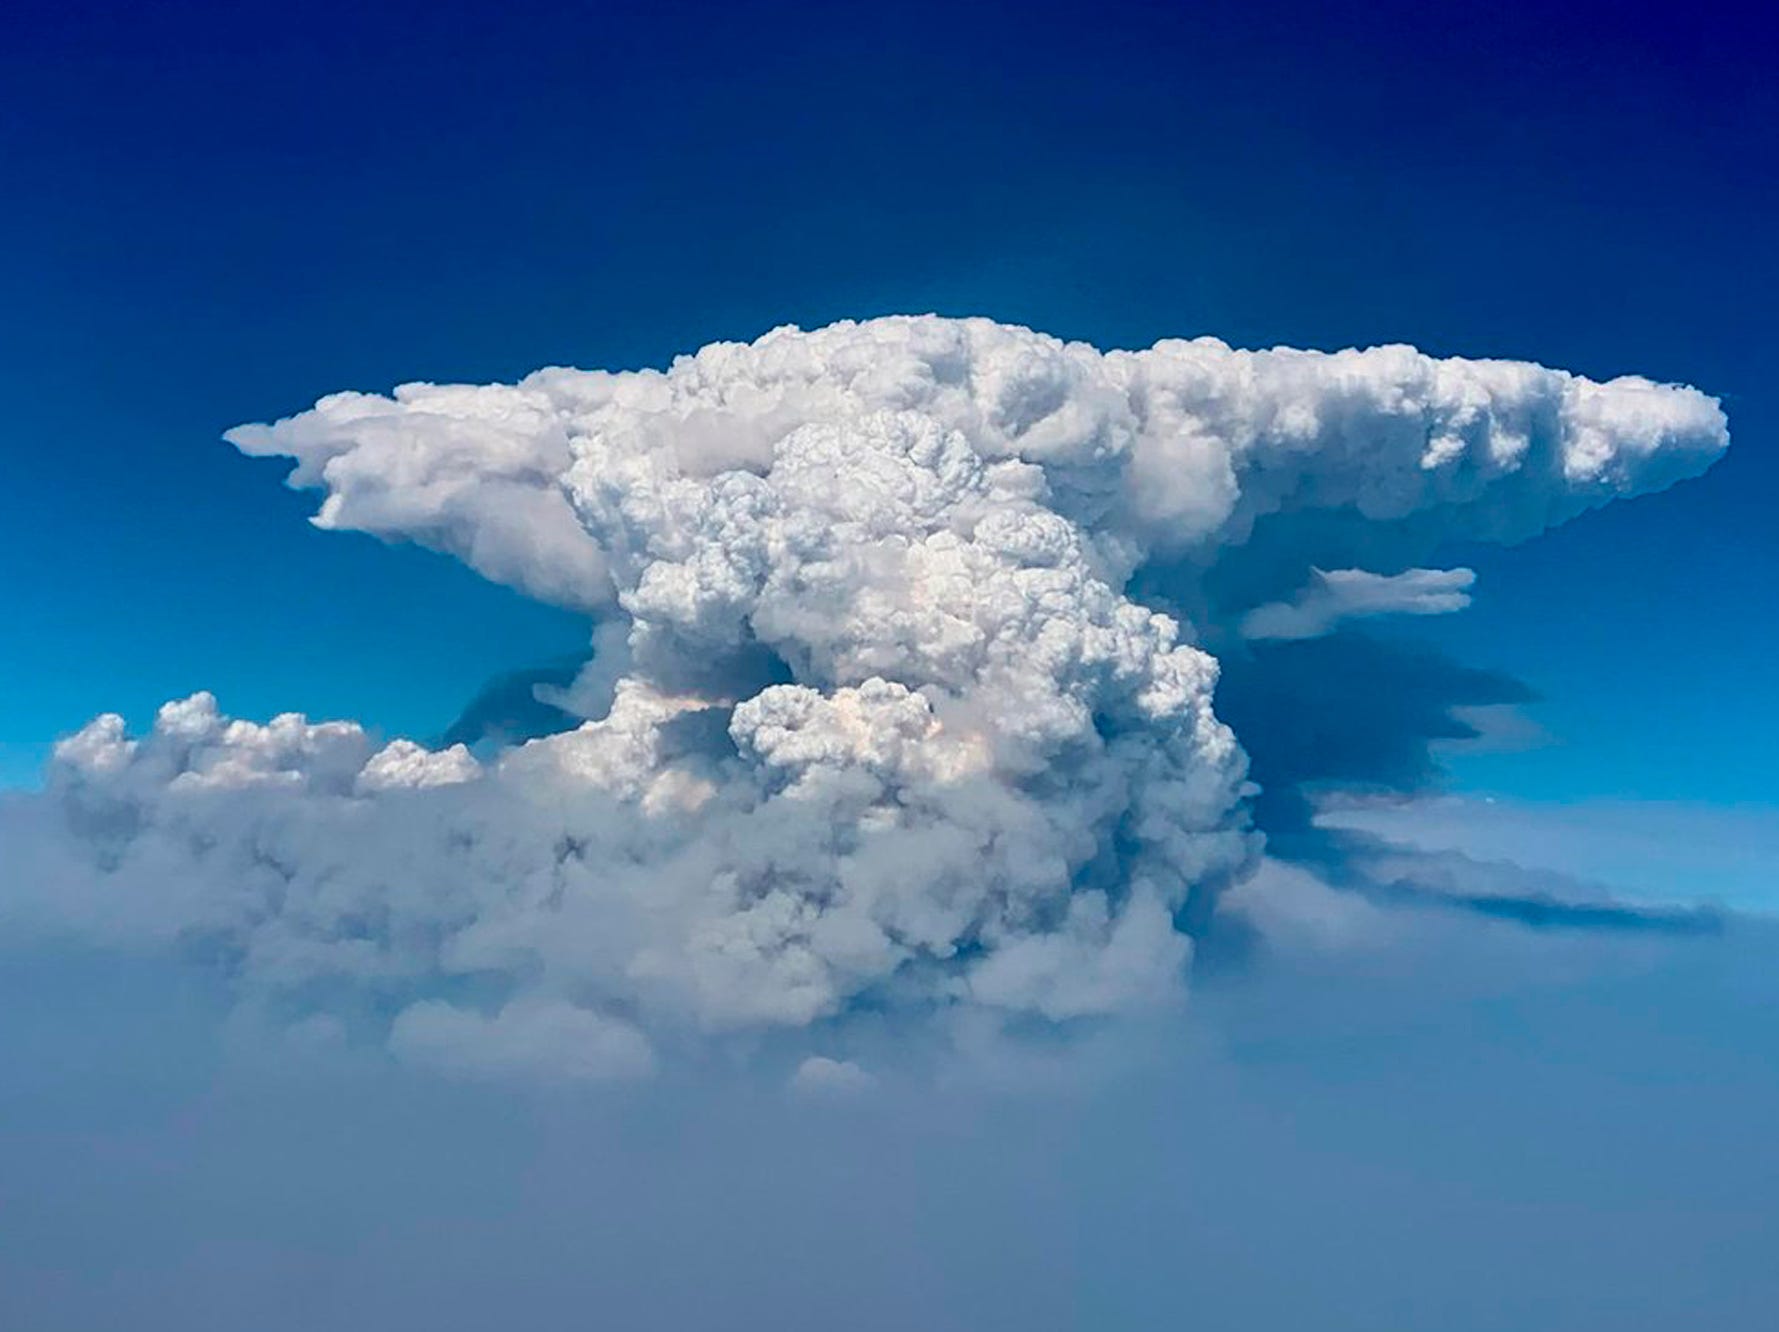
[1,317,1726,1076]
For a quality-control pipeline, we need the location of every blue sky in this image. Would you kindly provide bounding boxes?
[4,0,1774,803]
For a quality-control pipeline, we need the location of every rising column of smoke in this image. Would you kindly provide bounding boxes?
[0,317,1727,1079]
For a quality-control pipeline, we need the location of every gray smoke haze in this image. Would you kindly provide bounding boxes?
[4,906,1776,1332]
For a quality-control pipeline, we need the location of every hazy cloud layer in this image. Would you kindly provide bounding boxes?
[1320,794,1779,917]
[9,909,1779,1332]
[1,317,1727,1075]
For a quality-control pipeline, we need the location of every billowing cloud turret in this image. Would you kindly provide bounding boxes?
[4,317,1726,1078]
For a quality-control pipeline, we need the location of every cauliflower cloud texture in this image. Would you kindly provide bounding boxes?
[3,317,1726,1077]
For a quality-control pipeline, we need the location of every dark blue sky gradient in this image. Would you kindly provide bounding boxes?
[3,0,1774,797]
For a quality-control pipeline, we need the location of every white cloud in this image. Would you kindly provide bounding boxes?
[227,385,613,612]
[2,317,1728,1078]
[1240,566,1475,641]
[1218,856,1397,952]
[789,1055,877,1096]
[227,319,1725,617]
[389,998,655,1083]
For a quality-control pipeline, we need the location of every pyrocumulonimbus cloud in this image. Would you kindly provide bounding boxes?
[0,317,1727,1079]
